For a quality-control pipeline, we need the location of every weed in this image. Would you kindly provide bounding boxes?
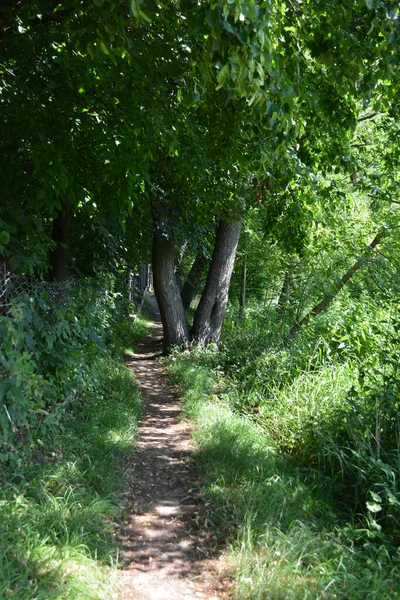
[0,293,144,599]
[167,347,400,599]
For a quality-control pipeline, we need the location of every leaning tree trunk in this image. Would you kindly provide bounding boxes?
[288,231,383,338]
[152,229,190,352]
[50,200,70,281]
[181,253,208,311]
[191,219,241,345]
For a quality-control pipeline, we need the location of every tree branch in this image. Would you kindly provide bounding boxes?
[357,112,380,123]
[287,230,386,338]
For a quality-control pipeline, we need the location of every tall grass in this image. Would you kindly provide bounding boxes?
[167,346,400,599]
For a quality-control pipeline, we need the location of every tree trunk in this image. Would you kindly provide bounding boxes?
[175,240,188,290]
[152,229,190,352]
[288,231,383,338]
[181,253,208,311]
[239,257,247,318]
[50,201,70,281]
[191,219,241,345]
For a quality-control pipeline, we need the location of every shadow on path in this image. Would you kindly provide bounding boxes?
[117,294,230,600]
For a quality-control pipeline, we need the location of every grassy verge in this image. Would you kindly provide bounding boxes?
[0,323,147,599]
[167,347,400,600]
[112,298,153,357]
[123,309,152,355]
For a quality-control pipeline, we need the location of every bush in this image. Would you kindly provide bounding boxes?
[0,278,145,599]
[0,279,142,466]
[166,347,400,600]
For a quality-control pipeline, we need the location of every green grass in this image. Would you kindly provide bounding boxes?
[109,301,152,358]
[167,347,400,600]
[123,301,152,355]
[0,355,142,599]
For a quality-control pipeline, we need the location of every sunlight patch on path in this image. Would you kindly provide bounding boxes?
[116,295,230,600]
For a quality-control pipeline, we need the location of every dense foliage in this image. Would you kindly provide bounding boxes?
[1,0,399,275]
[0,279,148,598]
[167,302,400,597]
[1,0,400,597]
[166,108,400,595]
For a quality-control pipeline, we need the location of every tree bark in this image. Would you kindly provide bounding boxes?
[50,201,70,281]
[288,231,383,338]
[181,253,208,311]
[152,229,190,352]
[191,219,241,345]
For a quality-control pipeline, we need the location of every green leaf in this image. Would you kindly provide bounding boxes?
[246,0,257,21]
[100,41,109,55]
[387,491,400,506]
[366,501,382,513]
[130,0,139,18]
[222,19,235,35]
[0,231,10,246]
[370,490,382,503]
[217,63,230,89]
[138,9,152,23]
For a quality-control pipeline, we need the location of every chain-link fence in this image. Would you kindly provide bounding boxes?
[0,263,152,318]
[0,270,81,318]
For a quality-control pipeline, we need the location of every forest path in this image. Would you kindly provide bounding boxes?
[116,294,230,600]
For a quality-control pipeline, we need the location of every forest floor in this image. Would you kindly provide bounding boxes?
[116,294,231,600]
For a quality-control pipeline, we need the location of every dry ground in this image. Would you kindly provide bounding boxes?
[116,295,231,600]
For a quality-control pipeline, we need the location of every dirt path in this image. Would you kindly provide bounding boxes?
[117,295,231,600]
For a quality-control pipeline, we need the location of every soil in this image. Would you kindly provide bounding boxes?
[116,295,231,600]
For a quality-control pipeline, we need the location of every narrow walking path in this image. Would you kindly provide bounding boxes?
[117,295,230,600]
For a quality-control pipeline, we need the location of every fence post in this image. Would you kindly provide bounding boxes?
[0,260,10,315]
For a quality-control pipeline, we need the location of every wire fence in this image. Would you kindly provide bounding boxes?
[0,273,79,318]
[0,263,151,318]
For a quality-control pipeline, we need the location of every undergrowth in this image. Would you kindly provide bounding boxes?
[167,341,400,599]
[0,284,150,599]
